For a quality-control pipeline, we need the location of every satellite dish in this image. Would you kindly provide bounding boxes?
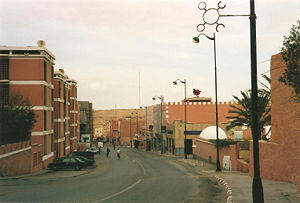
[37,40,46,47]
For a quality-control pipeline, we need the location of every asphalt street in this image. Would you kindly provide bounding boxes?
[0,146,224,202]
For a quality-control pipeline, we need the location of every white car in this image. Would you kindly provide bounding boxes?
[86,146,98,153]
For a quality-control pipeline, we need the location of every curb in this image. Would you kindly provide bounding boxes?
[214,175,233,203]
[0,169,52,180]
[176,159,233,203]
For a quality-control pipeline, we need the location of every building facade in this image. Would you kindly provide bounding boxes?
[53,69,71,158]
[68,79,79,152]
[0,44,55,168]
[249,53,300,191]
[79,101,94,143]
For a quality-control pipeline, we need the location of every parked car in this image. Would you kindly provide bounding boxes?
[85,146,98,153]
[72,151,95,160]
[48,157,87,171]
[66,153,95,166]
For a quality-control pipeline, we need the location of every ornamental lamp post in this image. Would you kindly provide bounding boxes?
[152,96,164,154]
[173,79,187,159]
[194,1,264,201]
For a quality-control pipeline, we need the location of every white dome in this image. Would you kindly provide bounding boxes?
[200,126,227,140]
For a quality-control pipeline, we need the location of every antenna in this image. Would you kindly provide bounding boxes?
[138,72,141,107]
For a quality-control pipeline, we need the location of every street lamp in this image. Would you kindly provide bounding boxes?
[131,112,138,148]
[173,79,187,159]
[140,105,148,151]
[126,116,132,148]
[152,96,164,154]
[194,1,264,201]
[192,33,221,172]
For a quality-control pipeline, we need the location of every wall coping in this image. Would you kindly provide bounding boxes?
[195,138,214,145]
[166,101,238,105]
[0,146,32,159]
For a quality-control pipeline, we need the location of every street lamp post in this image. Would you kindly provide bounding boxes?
[193,33,221,171]
[152,96,163,154]
[249,1,264,202]
[131,112,138,148]
[140,105,148,150]
[129,117,132,148]
[194,1,264,201]
[173,79,187,159]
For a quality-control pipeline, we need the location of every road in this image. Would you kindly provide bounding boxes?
[0,146,224,202]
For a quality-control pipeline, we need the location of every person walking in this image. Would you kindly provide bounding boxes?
[106,147,110,157]
[98,147,101,155]
[116,148,120,160]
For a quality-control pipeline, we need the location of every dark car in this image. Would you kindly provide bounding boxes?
[48,157,87,171]
[66,153,95,166]
[71,151,95,161]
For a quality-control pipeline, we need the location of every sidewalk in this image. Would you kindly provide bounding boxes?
[0,168,89,180]
[178,158,300,203]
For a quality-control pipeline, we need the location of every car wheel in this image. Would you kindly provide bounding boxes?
[74,165,81,171]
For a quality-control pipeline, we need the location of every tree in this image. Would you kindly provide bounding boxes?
[279,20,300,102]
[0,94,36,145]
[226,89,271,140]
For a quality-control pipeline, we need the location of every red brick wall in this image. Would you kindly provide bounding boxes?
[10,59,44,80]
[193,138,247,171]
[31,143,43,172]
[0,141,32,176]
[166,101,239,124]
[193,138,230,168]
[249,53,300,191]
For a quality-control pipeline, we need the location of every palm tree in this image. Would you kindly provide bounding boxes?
[226,89,271,139]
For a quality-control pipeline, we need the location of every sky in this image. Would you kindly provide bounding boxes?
[0,0,299,110]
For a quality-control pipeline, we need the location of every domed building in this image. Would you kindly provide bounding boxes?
[199,126,227,140]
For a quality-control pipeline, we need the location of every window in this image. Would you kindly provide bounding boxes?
[58,102,61,118]
[44,86,46,106]
[51,111,53,129]
[0,85,9,105]
[33,153,38,167]
[0,59,9,80]
[51,66,54,84]
[51,89,53,106]
[44,110,47,130]
[51,134,53,152]
[58,81,61,98]
[63,102,66,118]
[43,135,47,155]
[44,61,47,82]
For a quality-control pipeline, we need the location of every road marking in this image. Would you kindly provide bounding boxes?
[94,179,141,203]
[133,160,146,175]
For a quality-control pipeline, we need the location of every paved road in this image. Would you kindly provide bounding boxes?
[0,146,224,202]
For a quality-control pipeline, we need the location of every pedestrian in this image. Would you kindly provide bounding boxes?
[98,147,101,155]
[116,148,120,160]
[172,143,175,155]
[106,147,110,157]
[113,143,115,150]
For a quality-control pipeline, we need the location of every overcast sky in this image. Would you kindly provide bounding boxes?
[0,0,299,110]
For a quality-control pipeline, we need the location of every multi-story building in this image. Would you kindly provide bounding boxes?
[68,79,79,152]
[0,42,55,168]
[53,69,71,157]
[79,101,94,143]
